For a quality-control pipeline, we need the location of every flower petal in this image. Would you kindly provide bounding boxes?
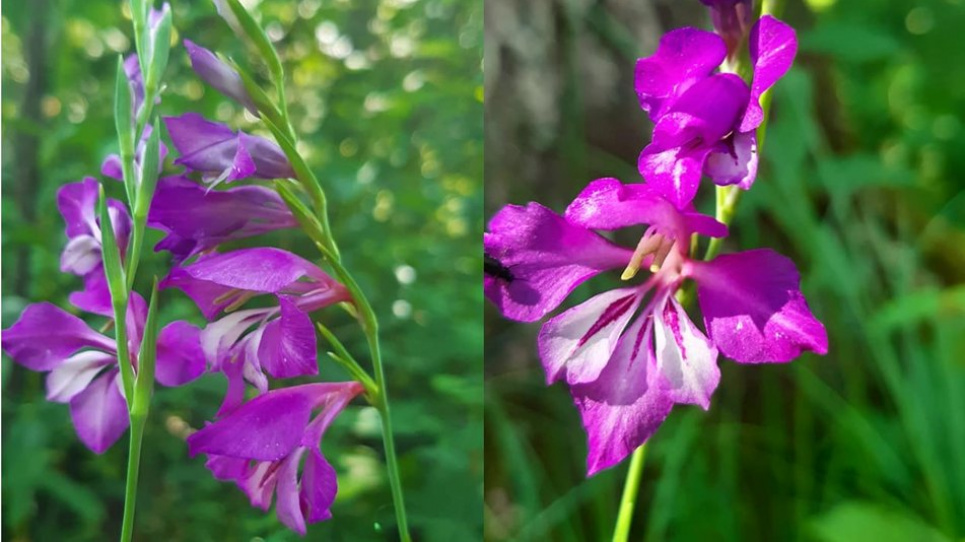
[155,321,207,386]
[200,308,269,363]
[565,178,728,238]
[300,447,337,523]
[184,39,257,113]
[638,142,711,210]
[164,248,337,308]
[658,73,749,148]
[692,249,828,362]
[61,236,102,275]
[46,351,115,402]
[69,371,129,454]
[148,176,298,263]
[1,303,115,371]
[739,15,798,133]
[57,178,99,239]
[69,268,113,317]
[484,203,632,322]
[705,130,758,189]
[634,27,726,121]
[238,132,295,180]
[274,447,309,535]
[538,287,643,385]
[652,294,720,409]
[165,113,293,182]
[205,454,249,482]
[570,315,674,475]
[166,112,245,172]
[257,297,318,379]
[187,386,318,461]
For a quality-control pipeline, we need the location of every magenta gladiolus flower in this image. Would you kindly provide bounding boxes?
[187,382,364,534]
[485,178,827,474]
[56,177,132,316]
[148,175,299,263]
[164,113,295,186]
[635,15,797,208]
[183,39,257,114]
[1,298,204,453]
[161,248,350,400]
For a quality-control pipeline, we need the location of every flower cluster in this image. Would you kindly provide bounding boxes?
[2,8,361,533]
[484,10,827,475]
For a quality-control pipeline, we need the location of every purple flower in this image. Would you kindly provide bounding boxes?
[699,0,753,59]
[1,298,204,453]
[187,382,364,534]
[56,178,132,316]
[148,175,299,263]
[164,113,295,186]
[101,124,169,184]
[183,39,257,114]
[485,178,827,474]
[124,54,146,117]
[635,16,797,208]
[161,248,350,400]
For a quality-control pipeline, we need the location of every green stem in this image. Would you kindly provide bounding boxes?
[267,101,411,540]
[112,298,135,404]
[126,219,145,289]
[316,322,379,394]
[612,444,647,542]
[119,413,147,542]
[322,256,411,541]
[371,338,411,542]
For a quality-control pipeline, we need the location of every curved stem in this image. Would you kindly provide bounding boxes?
[370,336,411,542]
[269,105,411,539]
[612,444,647,542]
[321,254,411,541]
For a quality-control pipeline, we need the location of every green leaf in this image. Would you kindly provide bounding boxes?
[221,0,283,85]
[870,286,965,332]
[144,6,172,97]
[275,180,327,247]
[809,502,951,542]
[135,115,161,220]
[229,56,286,127]
[132,278,160,416]
[98,183,127,306]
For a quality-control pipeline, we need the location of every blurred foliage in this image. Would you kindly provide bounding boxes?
[2,0,482,540]
[484,0,964,540]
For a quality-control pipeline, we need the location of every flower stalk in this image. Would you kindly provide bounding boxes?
[220,3,411,538]
[612,444,647,542]
[111,2,170,540]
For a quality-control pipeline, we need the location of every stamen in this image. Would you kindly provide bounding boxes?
[223,291,257,312]
[621,227,663,281]
[649,238,676,273]
[212,288,243,306]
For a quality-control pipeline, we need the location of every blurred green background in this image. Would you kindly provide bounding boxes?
[485,0,964,541]
[2,0,482,540]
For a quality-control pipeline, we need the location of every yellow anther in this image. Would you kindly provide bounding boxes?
[621,233,664,281]
[212,288,242,306]
[649,238,676,273]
